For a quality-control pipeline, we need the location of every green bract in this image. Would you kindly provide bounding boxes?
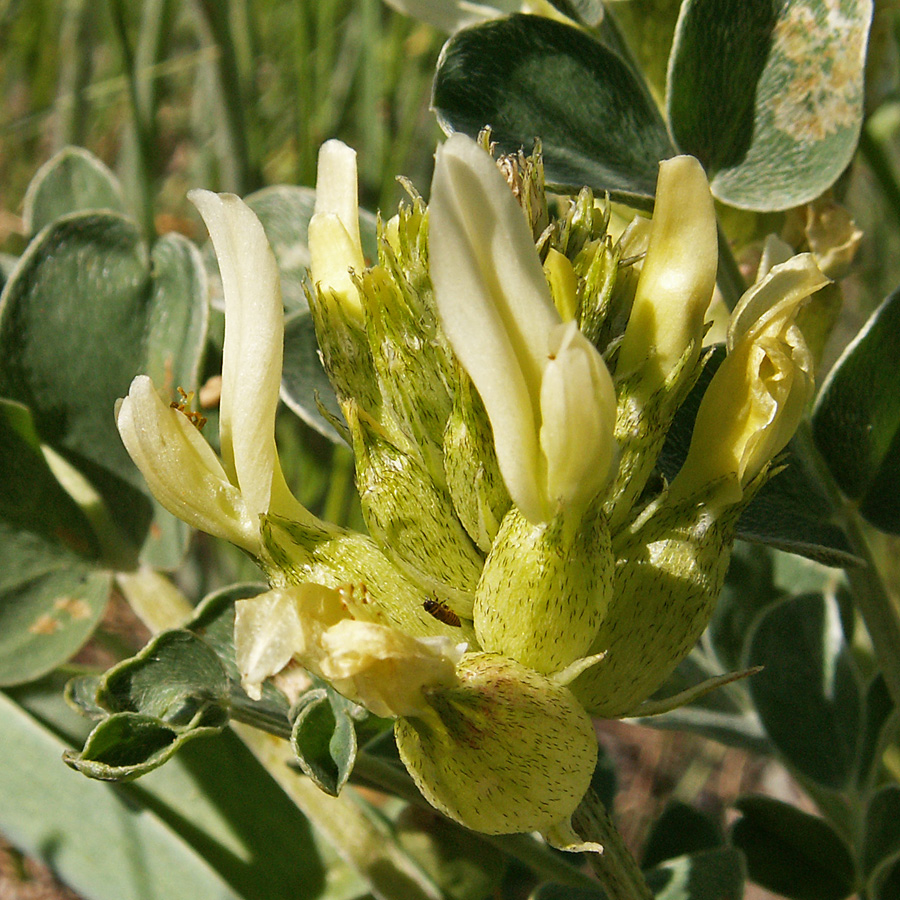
[117,133,827,838]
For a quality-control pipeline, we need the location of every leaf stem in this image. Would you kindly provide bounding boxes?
[795,422,900,710]
[571,788,654,900]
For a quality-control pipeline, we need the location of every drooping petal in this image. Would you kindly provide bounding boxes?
[318,620,464,718]
[116,375,259,552]
[539,321,618,512]
[189,190,285,519]
[430,133,560,523]
[235,584,347,700]
[670,256,827,506]
[307,140,366,315]
[616,156,717,390]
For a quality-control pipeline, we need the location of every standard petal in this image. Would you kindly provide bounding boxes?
[189,189,284,519]
[430,133,559,523]
[617,156,717,389]
[539,321,618,513]
[116,375,259,552]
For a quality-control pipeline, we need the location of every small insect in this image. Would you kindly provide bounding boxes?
[170,387,207,430]
[423,598,461,627]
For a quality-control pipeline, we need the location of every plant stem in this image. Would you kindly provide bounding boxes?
[352,752,603,891]
[107,0,156,240]
[859,121,900,232]
[716,223,747,310]
[795,422,900,710]
[192,0,260,193]
[571,788,654,900]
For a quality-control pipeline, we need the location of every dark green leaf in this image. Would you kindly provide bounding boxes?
[432,15,672,207]
[668,0,871,210]
[642,801,724,870]
[65,630,231,779]
[291,682,359,797]
[282,310,344,442]
[639,704,770,757]
[864,785,900,878]
[97,629,230,724]
[0,213,153,546]
[0,213,209,555]
[708,542,779,671]
[23,146,126,233]
[731,795,856,900]
[645,847,745,900]
[0,399,100,558]
[659,346,856,567]
[747,592,861,788]
[813,286,900,534]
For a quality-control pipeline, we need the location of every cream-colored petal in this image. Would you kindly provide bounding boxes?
[235,584,347,700]
[430,133,560,523]
[617,156,717,389]
[539,321,618,513]
[189,190,284,518]
[308,141,366,315]
[728,253,830,350]
[318,620,464,718]
[116,376,258,552]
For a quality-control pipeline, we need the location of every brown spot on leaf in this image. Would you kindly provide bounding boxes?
[54,596,92,620]
[29,614,60,635]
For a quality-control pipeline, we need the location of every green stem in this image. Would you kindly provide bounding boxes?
[571,788,654,900]
[716,223,747,311]
[859,121,900,232]
[795,422,900,710]
[107,0,156,240]
[323,444,357,528]
[351,752,602,891]
[192,0,260,193]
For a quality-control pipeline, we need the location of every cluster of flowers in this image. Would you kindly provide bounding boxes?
[117,132,827,843]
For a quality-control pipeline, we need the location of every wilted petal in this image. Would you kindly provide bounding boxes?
[189,190,285,519]
[319,620,464,718]
[670,255,828,505]
[235,584,347,700]
[116,376,258,552]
